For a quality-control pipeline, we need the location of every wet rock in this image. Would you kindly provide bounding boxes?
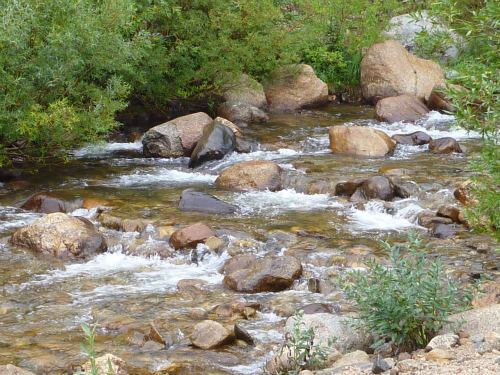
[222,73,267,108]
[83,353,127,375]
[437,205,463,224]
[334,178,365,197]
[11,213,106,259]
[308,278,321,293]
[20,192,73,213]
[0,365,35,375]
[361,40,444,102]
[429,137,462,154]
[301,303,333,314]
[82,198,110,210]
[427,84,458,113]
[148,323,166,345]
[285,313,371,353]
[217,102,268,127]
[373,355,393,374]
[142,112,212,157]
[418,212,453,228]
[169,223,215,249]
[189,117,237,168]
[235,137,258,153]
[389,176,419,198]
[190,320,232,349]
[141,340,164,352]
[265,64,328,112]
[425,348,455,363]
[454,180,477,206]
[223,254,302,293]
[431,223,457,239]
[329,126,396,157]
[234,323,254,346]
[215,160,282,192]
[99,212,152,232]
[426,334,459,351]
[350,176,396,202]
[392,131,432,145]
[204,236,225,252]
[376,95,429,123]
[213,300,259,320]
[178,189,236,214]
[307,181,335,195]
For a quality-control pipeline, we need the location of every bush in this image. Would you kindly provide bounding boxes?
[340,234,471,352]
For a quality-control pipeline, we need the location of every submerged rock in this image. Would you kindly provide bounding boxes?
[429,137,462,154]
[392,131,432,145]
[20,192,74,214]
[361,40,444,102]
[215,160,282,191]
[190,320,232,349]
[189,117,237,168]
[329,126,396,157]
[11,213,106,259]
[223,254,302,293]
[142,112,212,157]
[265,64,328,112]
[178,189,237,214]
[99,212,152,232]
[375,95,429,123]
[169,223,215,249]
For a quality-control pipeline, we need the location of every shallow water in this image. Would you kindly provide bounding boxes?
[0,104,497,374]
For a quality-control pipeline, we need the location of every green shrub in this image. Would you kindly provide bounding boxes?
[340,234,471,352]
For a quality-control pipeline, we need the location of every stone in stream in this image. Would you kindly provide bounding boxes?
[189,117,238,168]
[190,320,233,349]
[329,125,396,157]
[82,353,127,375]
[222,73,268,109]
[217,102,268,127]
[178,189,237,214]
[454,180,477,206]
[0,365,35,375]
[334,178,366,197]
[360,40,444,102]
[437,205,463,224]
[429,137,462,154]
[142,112,213,157]
[234,323,255,346]
[392,131,432,146]
[350,176,396,202]
[215,160,282,192]
[169,223,215,249]
[20,192,75,213]
[431,223,457,239]
[375,95,430,123]
[11,213,106,259]
[98,212,152,232]
[223,254,302,293]
[427,83,459,113]
[265,64,328,112]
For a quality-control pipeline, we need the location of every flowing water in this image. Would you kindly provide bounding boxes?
[0,104,498,374]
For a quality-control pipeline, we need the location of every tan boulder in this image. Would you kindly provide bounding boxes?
[265,64,328,112]
[375,94,429,123]
[215,160,282,191]
[11,213,106,259]
[429,137,462,154]
[82,353,127,375]
[190,320,232,349]
[329,126,396,157]
[361,40,445,102]
[222,74,267,108]
[169,223,215,249]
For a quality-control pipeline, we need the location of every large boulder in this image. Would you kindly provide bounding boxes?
[189,117,238,168]
[265,64,328,112]
[223,254,302,293]
[169,223,215,250]
[360,40,445,102]
[329,126,396,157]
[222,74,267,109]
[178,189,237,214]
[215,160,282,192]
[375,95,429,123]
[142,112,212,157]
[392,131,432,145]
[20,192,73,214]
[429,137,462,153]
[190,320,232,349]
[11,213,106,259]
[217,102,268,127]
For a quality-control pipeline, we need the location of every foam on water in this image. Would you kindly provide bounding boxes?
[0,207,40,233]
[103,168,217,187]
[206,148,300,171]
[347,200,424,232]
[74,140,143,158]
[233,189,341,215]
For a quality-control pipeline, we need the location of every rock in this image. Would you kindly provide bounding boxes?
[431,223,457,239]
[425,348,455,363]
[389,176,419,198]
[178,189,236,214]
[418,212,453,228]
[213,300,259,320]
[427,84,457,113]
[0,365,35,375]
[335,178,366,197]
[177,279,208,297]
[265,64,328,112]
[285,313,370,353]
[223,254,302,293]
[148,323,166,345]
[169,223,215,249]
[437,205,463,224]
[385,11,461,62]
[376,95,429,123]
[11,213,106,259]
[372,355,392,374]
[426,334,459,351]
[327,350,371,370]
[234,323,254,346]
[189,117,237,168]
[329,126,396,157]
[428,137,462,154]
[222,74,267,108]
[392,131,432,145]
[82,198,109,210]
[142,112,212,157]
[99,212,152,232]
[360,40,445,102]
[190,320,232,349]
[217,102,268,127]
[235,137,258,153]
[440,304,500,337]
[350,176,396,202]
[20,192,72,213]
[396,359,420,372]
[204,236,225,252]
[301,303,334,314]
[82,353,127,375]
[454,180,477,206]
[215,160,282,192]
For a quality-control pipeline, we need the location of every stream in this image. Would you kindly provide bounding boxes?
[0,104,498,374]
